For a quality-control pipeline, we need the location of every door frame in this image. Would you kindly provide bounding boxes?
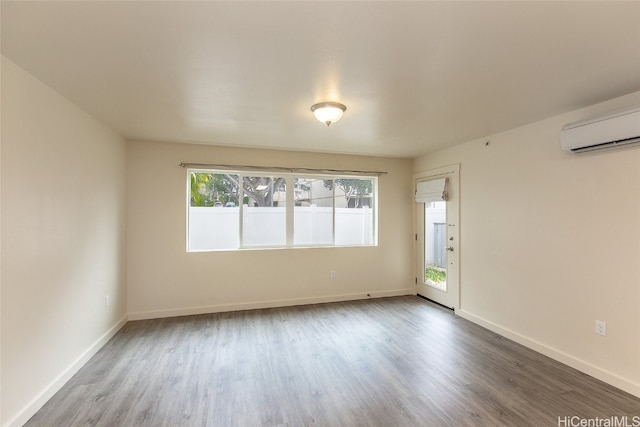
[413,164,460,311]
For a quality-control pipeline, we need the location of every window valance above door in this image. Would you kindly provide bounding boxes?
[415,178,448,202]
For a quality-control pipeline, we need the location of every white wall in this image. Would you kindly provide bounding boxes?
[127,140,413,319]
[1,58,128,427]
[414,92,640,397]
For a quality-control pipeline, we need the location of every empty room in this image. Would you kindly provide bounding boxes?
[1,1,639,426]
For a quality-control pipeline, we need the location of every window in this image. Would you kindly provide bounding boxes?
[332,178,375,246]
[188,172,240,251]
[293,177,333,246]
[242,176,286,247]
[187,170,377,251]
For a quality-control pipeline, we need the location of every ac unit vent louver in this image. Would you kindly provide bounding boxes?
[560,106,640,153]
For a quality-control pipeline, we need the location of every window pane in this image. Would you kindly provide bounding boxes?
[187,170,376,251]
[334,178,374,246]
[294,177,333,245]
[242,176,286,247]
[188,173,240,251]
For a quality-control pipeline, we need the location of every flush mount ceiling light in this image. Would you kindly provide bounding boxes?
[311,102,346,127]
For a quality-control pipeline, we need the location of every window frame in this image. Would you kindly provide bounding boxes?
[186,168,378,252]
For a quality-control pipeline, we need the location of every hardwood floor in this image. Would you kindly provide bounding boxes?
[26,296,639,426]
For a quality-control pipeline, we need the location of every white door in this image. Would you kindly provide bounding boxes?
[415,165,459,310]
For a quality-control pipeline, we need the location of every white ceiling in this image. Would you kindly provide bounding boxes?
[2,1,640,158]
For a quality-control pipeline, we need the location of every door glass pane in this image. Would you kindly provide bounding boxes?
[293,177,333,245]
[242,176,286,247]
[424,201,447,291]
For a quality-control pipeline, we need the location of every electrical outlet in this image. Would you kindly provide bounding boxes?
[105,295,110,307]
[595,320,606,336]
[330,270,336,279]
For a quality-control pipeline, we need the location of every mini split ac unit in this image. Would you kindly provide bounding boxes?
[560,106,640,153]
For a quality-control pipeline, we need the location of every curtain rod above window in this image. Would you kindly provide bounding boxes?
[179,163,387,177]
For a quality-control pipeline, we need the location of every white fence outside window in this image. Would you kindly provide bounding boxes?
[188,205,373,251]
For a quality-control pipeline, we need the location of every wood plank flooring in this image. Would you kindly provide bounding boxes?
[25,296,640,426]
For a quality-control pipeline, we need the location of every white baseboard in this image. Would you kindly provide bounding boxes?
[128,289,415,321]
[456,309,640,398]
[4,315,128,427]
